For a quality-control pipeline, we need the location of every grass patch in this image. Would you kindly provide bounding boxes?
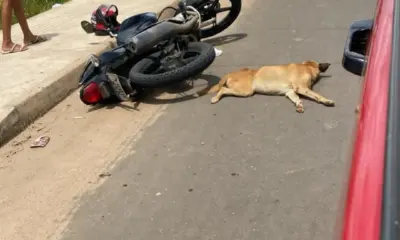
[0,0,70,29]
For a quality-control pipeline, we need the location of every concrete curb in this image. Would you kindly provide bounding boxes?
[0,41,116,147]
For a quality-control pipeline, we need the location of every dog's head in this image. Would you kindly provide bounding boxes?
[318,63,331,72]
[303,60,331,73]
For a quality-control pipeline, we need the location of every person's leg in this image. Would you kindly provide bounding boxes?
[12,0,33,42]
[2,0,14,48]
[12,0,46,45]
[1,0,27,53]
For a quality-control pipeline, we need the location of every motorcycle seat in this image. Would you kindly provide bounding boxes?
[116,12,158,46]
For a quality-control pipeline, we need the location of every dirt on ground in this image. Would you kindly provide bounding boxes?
[0,89,178,240]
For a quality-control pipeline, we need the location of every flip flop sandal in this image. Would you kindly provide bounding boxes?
[81,20,95,34]
[1,44,28,54]
[26,35,47,46]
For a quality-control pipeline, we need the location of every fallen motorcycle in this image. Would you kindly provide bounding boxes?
[79,1,217,105]
[81,0,242,40]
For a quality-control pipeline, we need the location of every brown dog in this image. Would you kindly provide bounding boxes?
[198,61,334,113]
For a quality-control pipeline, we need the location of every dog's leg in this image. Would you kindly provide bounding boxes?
[211,87,253,104]
[296,88,335,106]
[285,90,304,113]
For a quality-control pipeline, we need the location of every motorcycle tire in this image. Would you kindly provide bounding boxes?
[129,42,216,88]
[200,0,242,39]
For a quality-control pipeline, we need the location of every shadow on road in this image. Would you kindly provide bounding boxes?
[82,34,247,113]
[140,74,220,105]
[85,74,221,112]
[203,33,248,47]
[85,71,333,113]
[43,33,59,40]
[86,99,140,113]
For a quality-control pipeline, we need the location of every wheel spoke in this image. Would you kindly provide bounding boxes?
[181,57,197,64]
[215,7,231,13]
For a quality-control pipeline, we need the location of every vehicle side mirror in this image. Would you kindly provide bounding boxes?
[342,19,373,76]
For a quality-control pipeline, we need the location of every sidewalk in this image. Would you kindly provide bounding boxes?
[0,0,173,146]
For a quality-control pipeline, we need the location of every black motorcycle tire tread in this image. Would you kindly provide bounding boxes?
[129,42,216,87]
[200,0,242,39]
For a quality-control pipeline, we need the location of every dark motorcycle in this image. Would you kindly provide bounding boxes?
[79,2,212,105]
[82,0,242,41]
[79,0,241,105]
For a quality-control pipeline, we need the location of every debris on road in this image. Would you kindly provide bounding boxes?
[156,192,162,196]
[99,172,112,178]
[214,47,223,57]
[52,3,62,8]
[30,136,50,148]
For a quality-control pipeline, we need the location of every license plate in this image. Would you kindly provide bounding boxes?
[106,73,130,101]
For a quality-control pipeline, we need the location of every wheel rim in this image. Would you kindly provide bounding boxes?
[199,0,235,31]
[140,50,202,75]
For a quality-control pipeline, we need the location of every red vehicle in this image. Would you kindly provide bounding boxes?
[340,0,400,239]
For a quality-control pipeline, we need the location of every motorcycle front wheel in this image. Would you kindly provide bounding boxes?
[129,42,216,88]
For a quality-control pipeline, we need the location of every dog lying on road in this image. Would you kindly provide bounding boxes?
[197,61,335,113]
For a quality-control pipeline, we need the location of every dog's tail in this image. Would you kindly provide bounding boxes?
[195,75,230,96]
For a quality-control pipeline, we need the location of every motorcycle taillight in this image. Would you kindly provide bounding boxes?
[81,82,102,105]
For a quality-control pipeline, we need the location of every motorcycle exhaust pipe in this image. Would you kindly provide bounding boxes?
[200,18,216,28]
[131,15,199,55]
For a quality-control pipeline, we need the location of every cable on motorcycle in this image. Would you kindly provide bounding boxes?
[157,6,179,21]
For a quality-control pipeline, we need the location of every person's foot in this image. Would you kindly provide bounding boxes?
[1,42,28,54]
[24,34,47,46]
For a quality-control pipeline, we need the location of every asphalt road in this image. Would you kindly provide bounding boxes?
[61,0,375,239]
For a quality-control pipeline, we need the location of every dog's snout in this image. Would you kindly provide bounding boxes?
[318,63,331,72]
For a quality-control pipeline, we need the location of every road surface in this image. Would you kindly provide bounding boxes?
[60,0,374,239]
[0,0,375,239]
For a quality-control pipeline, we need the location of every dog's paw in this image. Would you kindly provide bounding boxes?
[211,97,219,104]
[324,100,335,107]
[296,103,304,113]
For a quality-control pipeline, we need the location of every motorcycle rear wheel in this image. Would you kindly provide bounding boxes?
[199,0,242,39]
[129,42,216,88]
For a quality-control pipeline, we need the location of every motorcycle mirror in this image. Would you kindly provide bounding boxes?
[89,54,100,67]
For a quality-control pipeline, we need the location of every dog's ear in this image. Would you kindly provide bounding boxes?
[318,63,331,72]
[303,60,318,68]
